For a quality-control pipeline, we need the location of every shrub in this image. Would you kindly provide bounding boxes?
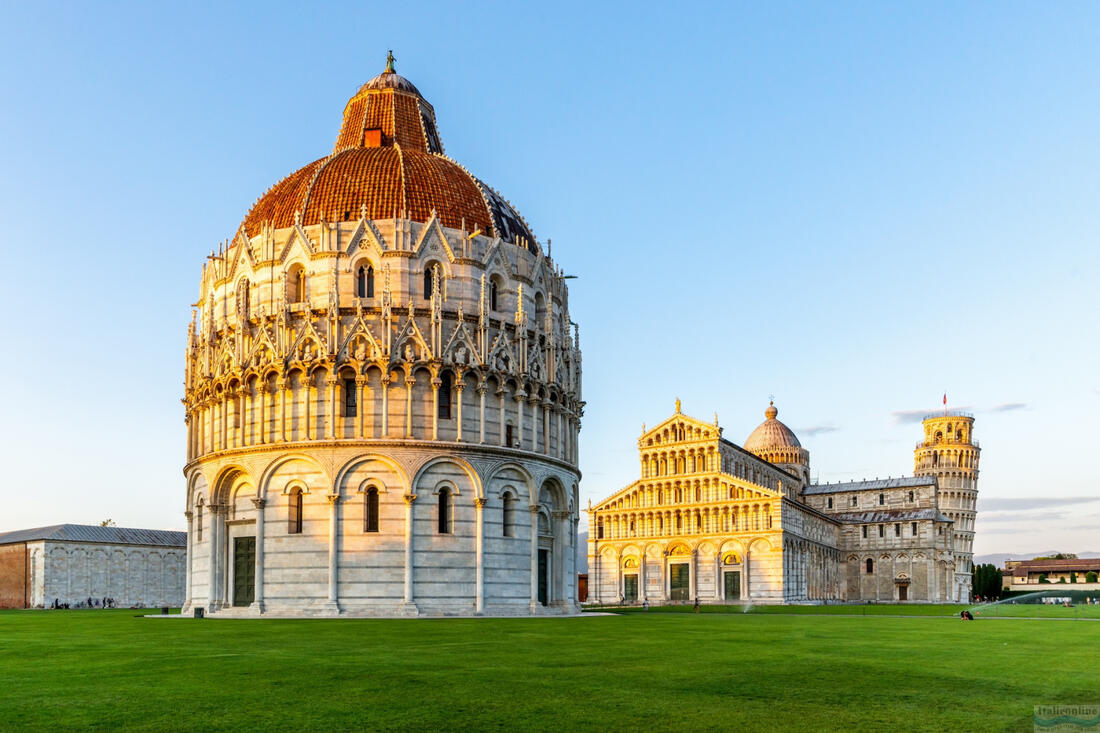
[1058,577,1067,584]
[1070,572,1077,584]
[1086,571,1098,583]
[1039,574,1050,584]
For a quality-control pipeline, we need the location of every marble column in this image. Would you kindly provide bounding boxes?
[251,497,265,612]
[277,378,287,442]
[404,375,415,438]
[401,493,418,614]
[515,392,525,448]
[327,377,339,439]
[529,505,540,611]
[475,497,486,614]
[380,375,390,436]
[356,376,366,438]
[477,385,486,444]
[455,379,465,442]
[182,511,194,614]
[321,494,341,612]
[430,376,441,440]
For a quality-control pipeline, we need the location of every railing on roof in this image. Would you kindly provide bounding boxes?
[922,410,974,421]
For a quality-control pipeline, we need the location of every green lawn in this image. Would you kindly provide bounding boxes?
[1,608,1097,732]
[589,601,1100,619]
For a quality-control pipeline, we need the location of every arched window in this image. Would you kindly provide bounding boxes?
[597,517,604,539]
[438,372,452,420]
[865,558,874,574]
[438,488,452,534]
[356,265,375,298]
[423,266,438,300]
[288,266,306,304]
[490,278,499,311]
[503,492,516,537]
[344,378,357,417]
[908,490,915,502]
[288,488,303,534]
[364,488,379,532]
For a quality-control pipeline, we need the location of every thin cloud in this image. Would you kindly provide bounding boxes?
[978,496,1100,512]
[986,402,1027,413]
[890,410,928,425]
[979,511,1067,524]
[799,425,839,437]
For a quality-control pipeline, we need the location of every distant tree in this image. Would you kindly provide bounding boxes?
[99,519,117,527]
[1058,577,1067,584]
[1086,571,1098,583]
[1070,572,1078,584]
[975,563,1002,600]
[1033,553,1077,561]
[1039,574,1050,584]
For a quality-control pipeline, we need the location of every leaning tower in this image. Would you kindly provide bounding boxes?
[913,410,980,602]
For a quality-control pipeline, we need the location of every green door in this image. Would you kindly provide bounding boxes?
[670,563,690,601]
[724,571,741,601]
[233,536,255,607]
[623,574,638,602]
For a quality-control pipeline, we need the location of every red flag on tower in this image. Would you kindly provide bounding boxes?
[943,393,947,406]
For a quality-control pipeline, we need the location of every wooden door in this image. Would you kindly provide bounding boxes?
[233,536,255,607]
[724,570,741,601]
[670,563,690,600]
[623,574,638,602]
[898,584,908,602]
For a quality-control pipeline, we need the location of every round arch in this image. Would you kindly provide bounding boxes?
[411,455,484,501]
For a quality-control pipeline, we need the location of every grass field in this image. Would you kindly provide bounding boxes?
[1,607,1097,732]
[589,601,1100,619]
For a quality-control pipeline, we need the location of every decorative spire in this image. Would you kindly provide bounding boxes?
[385,49,396,74]
[675,398,681,414]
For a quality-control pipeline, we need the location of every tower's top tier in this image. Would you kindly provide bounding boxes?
[919,413,977,447]
[239,53,537,250]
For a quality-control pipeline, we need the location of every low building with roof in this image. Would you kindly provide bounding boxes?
[1003,558,1100,588]
[0,524,186,609]
[587,401,975,604]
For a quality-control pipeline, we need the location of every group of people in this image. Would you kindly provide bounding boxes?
[50,597,118,610]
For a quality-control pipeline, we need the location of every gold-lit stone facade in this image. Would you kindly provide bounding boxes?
[588,401,970,604]
[914,411,980,602]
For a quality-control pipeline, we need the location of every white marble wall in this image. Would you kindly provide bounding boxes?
[34,541,184,608]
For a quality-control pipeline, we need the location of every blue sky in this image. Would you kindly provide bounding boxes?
[1,2,1097,555]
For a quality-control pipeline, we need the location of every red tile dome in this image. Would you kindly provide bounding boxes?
[241,54,536,249]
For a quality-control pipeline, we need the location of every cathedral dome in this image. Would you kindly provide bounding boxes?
[744,402,802,452]
[240,54,536,249]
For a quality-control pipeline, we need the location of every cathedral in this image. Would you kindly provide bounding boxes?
[586,401,979,604]
[182,55,583,617]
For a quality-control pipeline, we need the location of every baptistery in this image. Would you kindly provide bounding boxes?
[182,54,583,617]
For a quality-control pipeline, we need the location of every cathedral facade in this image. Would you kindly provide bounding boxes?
[587,402,978,604]
[182,57,583,617]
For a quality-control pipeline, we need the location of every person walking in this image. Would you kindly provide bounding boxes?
[693,597,700,613]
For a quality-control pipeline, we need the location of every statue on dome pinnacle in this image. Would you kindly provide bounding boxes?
[385,50,396,73]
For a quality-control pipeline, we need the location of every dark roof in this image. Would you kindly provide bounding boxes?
[1011,558,1100,575]
[804,476,936,495]
[829,509,952,524]
[0,524,185,547]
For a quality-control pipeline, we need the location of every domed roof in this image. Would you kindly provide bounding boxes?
[744,401,802,452]
[240,53,536,249]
